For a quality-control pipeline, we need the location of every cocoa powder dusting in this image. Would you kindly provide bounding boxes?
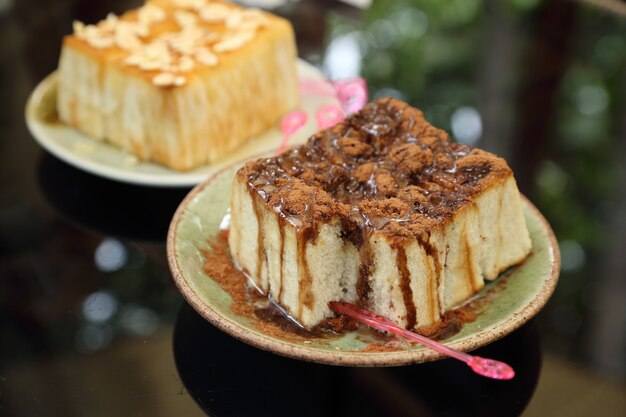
[353,162,375,183]
[360,343,405,353]
[374,172,398,196]
[338,135,373,157]
[318,315,360,333]
[202,230,256,317]
[202,231,306,342]
[239,97,513,240]
[416,308,478,341]
[388,143,434,175]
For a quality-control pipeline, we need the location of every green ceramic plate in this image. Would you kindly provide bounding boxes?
[167,163,560,366]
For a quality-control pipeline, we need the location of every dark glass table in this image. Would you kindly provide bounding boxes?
[2,1,625,416]
[174,302,542,417]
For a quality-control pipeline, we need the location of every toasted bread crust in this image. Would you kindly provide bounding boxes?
[57,1,299,171]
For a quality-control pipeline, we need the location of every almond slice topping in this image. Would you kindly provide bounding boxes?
[137,4,166,25]
[115,22,142,51]
[174,0,207,10]
[152,72,186,87]
[174,10,198,28]
[72,20,85,36]
[199,3,233,23]
[177,55,196,72]
[85,33,115,49]
[213,30,255,52]
[100,13,118,31]
[195,47,218,66]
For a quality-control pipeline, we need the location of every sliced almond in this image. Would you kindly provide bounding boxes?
[129,41,173,70]
[86,34,115,49]
[137,59,166,71]
[169,38,196,55]
[115,22,142,51]
[72,20,85,36]
[228,9,269,31]
[152,72,177,87]
[195,47,218,66]
[76,24,99,40]
[199,3,233,23]
[141,53,173,71]
[177,55,196,72]
[224,10,243,28]
[174,10,198,28]
[124,53,144,66]
[174,0,207,10]
[203,32,221,44]
[141,40,170,59]
[213,30,255,53]
[138,4,166,25]
[133,23,150,38]
[100,13,118,31]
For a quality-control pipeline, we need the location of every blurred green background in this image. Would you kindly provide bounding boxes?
[315,0,626,381]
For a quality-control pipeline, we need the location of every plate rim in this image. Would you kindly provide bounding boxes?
[167,164,561,367]
[25,59,325,188]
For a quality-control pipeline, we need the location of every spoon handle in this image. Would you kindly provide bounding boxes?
[329,302,515,380]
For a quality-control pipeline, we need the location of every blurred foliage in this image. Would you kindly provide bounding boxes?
[326,0,626,366]
[327,0,482,129]
[325,0,546,130]
[535,9,625,360]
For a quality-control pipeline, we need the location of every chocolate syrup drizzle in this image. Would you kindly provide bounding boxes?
[240,97,510,329]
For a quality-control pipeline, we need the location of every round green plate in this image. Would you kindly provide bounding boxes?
[26,60,334,187]
[167,163,560,366]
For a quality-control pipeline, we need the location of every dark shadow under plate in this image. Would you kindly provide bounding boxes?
[173,303,542,417]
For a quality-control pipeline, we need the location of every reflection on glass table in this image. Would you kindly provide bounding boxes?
[174,303,542,417]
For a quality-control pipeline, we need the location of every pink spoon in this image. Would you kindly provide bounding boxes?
[329,302,515,380]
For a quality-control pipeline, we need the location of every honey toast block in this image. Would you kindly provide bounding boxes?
[57,0,299,171]
[229,98,531,330]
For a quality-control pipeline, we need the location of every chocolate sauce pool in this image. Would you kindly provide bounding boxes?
[202,230,514,347]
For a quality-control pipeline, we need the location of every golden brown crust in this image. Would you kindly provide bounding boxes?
[57,1,299,171]
[62,4,293,84]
